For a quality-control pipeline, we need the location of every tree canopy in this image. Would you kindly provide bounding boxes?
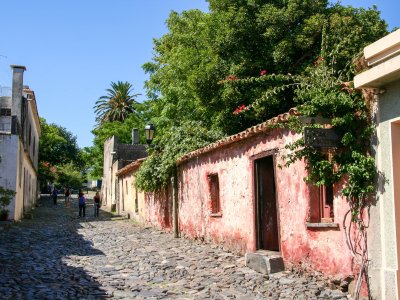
[39,118,82,167]
[38,118,85,190]
[135,0,387,191]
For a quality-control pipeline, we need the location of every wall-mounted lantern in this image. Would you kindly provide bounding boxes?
[144,123,156,145]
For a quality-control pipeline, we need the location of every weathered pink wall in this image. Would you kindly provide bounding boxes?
[144,186,173,231]
[279,176,353,276]
[177,128,353,278]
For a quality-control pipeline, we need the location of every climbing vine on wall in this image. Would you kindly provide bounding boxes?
[135,121,224,192]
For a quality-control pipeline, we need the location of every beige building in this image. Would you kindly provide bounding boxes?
[101,134,147,212]
[354,29,400,299]
[115,158,146,222]
[0,66,40,221]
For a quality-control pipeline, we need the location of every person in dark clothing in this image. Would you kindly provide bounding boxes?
[78,192,86,217]
[93,192,101,217]
[52,188,58,205]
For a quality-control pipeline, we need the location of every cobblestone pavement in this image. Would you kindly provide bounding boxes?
[0,195,350,299]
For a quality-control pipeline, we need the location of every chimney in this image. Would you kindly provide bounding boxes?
[132,128,139,144]
[11,65,26,121]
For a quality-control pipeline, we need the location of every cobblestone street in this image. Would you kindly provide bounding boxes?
[0,195,349,299]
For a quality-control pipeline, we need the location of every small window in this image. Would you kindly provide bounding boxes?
[207,173,221,215]
[0,108,11,116]
[308,183,334,224]
[319,184,334,222]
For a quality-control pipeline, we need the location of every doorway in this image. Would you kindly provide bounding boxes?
[255,155,279,251]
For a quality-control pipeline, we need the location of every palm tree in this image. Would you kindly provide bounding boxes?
[94,81,140,125]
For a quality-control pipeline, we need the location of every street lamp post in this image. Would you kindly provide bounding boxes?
[144,123,156,145]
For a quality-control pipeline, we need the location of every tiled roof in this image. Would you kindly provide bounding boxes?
[116,158,146,176]
[176,108,299,165]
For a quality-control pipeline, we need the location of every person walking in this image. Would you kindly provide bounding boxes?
[93,192,101,217]
[52,188,58,205]
[78,192,86,217]
[64,186,71,208]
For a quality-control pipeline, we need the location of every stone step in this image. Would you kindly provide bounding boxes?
[245,250,284,275]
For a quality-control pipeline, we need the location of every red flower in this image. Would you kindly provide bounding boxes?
[260,70,267,76]
[233,104,247,115]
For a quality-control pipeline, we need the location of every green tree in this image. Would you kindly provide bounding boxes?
[94,81,140,125]
[39,118,82,167]
[39,118,83,190]
[136,1,387,191]
[56,163,85,189]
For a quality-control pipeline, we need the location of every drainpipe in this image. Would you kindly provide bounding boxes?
[171,168,179,238]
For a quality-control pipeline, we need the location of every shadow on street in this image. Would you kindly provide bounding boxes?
[0,195,114,299]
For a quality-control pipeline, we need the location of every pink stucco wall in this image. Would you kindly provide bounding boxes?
[176,128,353,278]
[145,186,173,231]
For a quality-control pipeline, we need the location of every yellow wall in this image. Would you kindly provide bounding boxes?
[13,142,24,220]
[118,170,146,223]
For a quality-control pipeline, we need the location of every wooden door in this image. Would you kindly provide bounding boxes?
[255,156,279,251]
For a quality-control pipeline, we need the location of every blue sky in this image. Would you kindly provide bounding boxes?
[0,1,398,149]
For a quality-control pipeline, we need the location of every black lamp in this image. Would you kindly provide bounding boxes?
[144,123,156,145]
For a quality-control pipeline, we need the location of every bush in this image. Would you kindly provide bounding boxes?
[0,187,15,219]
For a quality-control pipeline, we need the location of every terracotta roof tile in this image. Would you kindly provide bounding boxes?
[176,108,299,165]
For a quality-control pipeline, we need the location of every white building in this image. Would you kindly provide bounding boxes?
[355,29,400,299]
[0,65,41,221]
